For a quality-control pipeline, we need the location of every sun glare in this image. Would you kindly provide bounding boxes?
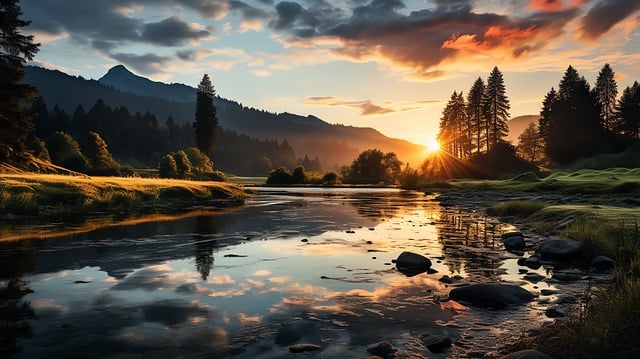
[425,138,441,153]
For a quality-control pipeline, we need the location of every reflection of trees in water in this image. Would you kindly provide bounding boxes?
[351,192,422,220]
[0,278,35,356]
[436,208,505,278]
[194,216,217,280]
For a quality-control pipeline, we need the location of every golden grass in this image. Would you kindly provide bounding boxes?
[0,173,248,216]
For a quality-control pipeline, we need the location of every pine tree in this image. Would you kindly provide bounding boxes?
[85,131,119,175]
[0,0,40,160]
[193,74,219,156]
[614,82,640,140]
[438,91,468,159]
[516,122,542,164]
[467,77,486,154]
[593,63,618,131]
[483,67,510,150]
[538,87,557,155]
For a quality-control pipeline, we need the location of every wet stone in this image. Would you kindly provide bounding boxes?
[420,333,452,353]
[288,343,321,353]
[449,283,535,309]
[591,255,615,270]
[545,306,567,318]
[366,340,396,358]
[538,238,580,261]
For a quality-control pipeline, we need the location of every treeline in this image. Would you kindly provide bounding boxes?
[25,97,304,175]
[438,64,640,167]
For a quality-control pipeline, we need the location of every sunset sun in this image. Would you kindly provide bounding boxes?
[425,138,441,153]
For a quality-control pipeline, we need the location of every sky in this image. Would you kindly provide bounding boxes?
[21,0,640,147]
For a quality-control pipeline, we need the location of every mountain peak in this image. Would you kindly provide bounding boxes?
[100,65,136,81]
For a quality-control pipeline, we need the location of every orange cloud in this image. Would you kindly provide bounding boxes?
[528,0,586,12]
[304,96,436,116]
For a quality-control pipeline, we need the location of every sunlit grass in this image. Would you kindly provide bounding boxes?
[0,173,248,216]
[486,200,548,218]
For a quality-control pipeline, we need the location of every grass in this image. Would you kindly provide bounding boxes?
[487,200,548,217]
[0,173,248,217]
[448,168,640,197]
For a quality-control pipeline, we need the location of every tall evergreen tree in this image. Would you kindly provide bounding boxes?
[614,81,640,140]
[193,74,219,156]
[438,91,467,159]
[483,67,510,150]
[0,0,40,160]
[544,66,604,164]
[593,63,618,131]
[538,87,557,155]
[467,77,486,154]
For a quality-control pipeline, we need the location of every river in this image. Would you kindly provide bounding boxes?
[0,188,596,358]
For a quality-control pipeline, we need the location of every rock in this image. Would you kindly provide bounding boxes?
[420,333,452,353]
[552,272,583,282]
[554,294,578,304]
[289,343,321,353]
[501,231,524,239]
[394,251,432,277]
[449,283,535,309]
[502,235,526,250]
[591,255,615,270]
[523,273,545,283]
[538,238,580,261]
[523,256,541,270]
[498,349,552,359]
[366,340,395,358]
[545,306,567,318]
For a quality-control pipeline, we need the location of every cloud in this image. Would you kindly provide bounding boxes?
[579,0,640,39]
[267,0,586,79]
[141,16,212,46]
[304,96,435,116]
[110,52,174,75]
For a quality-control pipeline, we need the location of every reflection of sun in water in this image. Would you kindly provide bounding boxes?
[425,138,441,153]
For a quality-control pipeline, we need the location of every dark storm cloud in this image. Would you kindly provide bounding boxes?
[579,0,640,39]
[230,1,272,21]
[111,52,173,74]
[141,16,211,46]
[269,0,581,78]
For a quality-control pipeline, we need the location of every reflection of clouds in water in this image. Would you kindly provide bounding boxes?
[251,270,271,276]
[31,297,69,313]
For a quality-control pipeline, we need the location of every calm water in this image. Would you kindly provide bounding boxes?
[0,188,589,358]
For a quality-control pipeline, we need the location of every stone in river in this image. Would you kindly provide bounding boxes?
[501,232,526,250]
[288,343,321,353]
[420,333,452,353]
[366,340,396,358]
[449,283,535,309]
[394,251,432,277]
[591,255,615,270]
[498,349,552,359]
[538,238,580,261]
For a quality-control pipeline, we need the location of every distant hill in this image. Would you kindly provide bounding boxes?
[25,65,427,169]
[506,115,540,145]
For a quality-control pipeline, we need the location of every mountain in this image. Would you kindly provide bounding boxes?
[506,115,540,145]
[25,65,427,169]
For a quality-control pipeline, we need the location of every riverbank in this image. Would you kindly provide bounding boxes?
[0,173,249,219]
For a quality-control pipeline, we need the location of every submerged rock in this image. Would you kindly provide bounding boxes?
[538,238,580,260]
[498,349,552,359]
[394,251,432,277]
[288,343,321,353]
[449,283,535,309]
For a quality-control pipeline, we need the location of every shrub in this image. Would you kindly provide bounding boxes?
[266,167,293,184]
[158,154,178,179]
[321,171,339,186]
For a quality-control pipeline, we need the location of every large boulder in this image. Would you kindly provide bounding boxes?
[498,349,552,359]
[538,238,580,261]
[591,255,615,270]
[394,251,432,277]
[366,340,396,358]
[420,333,452,353]
[449,283,535,309]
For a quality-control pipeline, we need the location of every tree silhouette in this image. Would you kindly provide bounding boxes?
[467,77,486,154]
[593,63,618,131]
[0,0,39,160]
[483,66,510,150]
[542,66,605,164]
[158,153,178,178]
[538,87,557,156]
[344,149,402,184]
[614,81,640,140]
[438,91,467,159]
[193,74,218,157]
[46,131,88,172]
[517,122,542,164]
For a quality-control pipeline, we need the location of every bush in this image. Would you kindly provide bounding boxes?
[266,167,293,184]
[321,171,339,186]
[158,154,178,179]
